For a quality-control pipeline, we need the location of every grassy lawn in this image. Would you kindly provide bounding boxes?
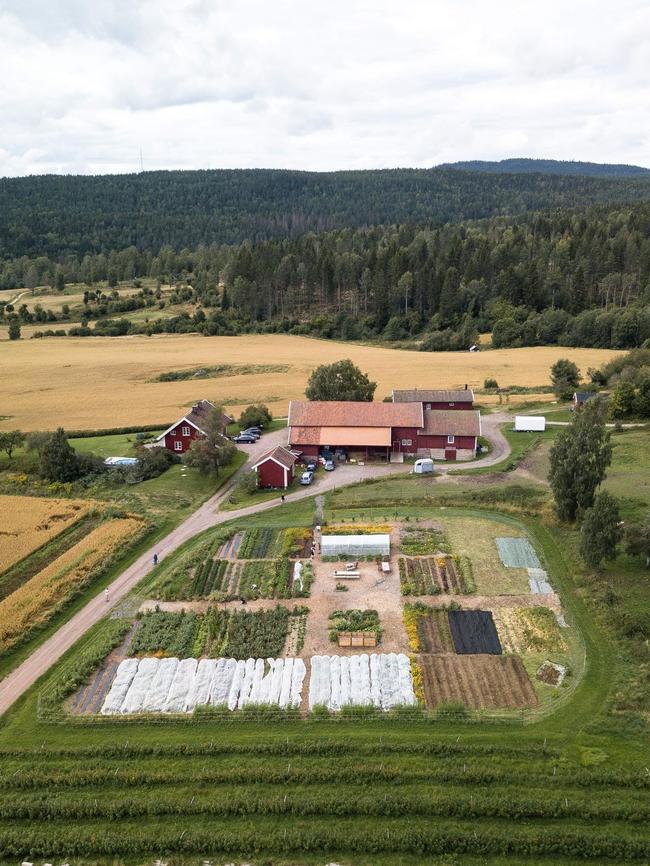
[602,428,650,521]
[438,514,530,595]
[451,425,558,476]
[69,431,161,458]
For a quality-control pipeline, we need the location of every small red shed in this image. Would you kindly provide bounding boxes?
[252,446,299,489]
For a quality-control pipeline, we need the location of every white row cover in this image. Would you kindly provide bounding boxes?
[308,653,416,711]
[321,533,390,557]
[101,656,306,715]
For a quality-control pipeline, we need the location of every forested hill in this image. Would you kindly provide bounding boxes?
[441,158,650,178]
[3,165,650,258]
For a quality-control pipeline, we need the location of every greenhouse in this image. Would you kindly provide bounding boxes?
[321,533,390,557]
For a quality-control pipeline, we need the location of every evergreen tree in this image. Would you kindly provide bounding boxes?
[580,491,622,567]
[8,318,20,341]
[548,398,612,521]
[40,428,82,482]
[550,358,581,400]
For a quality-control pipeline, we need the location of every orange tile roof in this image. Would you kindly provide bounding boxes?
[288,400,422,428]
[419,409,481,437]
[289,426,392,447]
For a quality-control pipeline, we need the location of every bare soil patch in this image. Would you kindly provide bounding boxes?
[420,654,538,709]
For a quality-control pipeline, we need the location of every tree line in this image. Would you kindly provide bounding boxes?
[3,166,650,259]
[3,203,650,349]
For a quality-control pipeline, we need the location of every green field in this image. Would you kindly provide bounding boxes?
[0,423,648,865]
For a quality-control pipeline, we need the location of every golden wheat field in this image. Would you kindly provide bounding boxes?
[0,333,624,431]
[0,516,143,653]
[0,495,95,573]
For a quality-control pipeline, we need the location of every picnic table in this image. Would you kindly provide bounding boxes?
[334,570,360,579]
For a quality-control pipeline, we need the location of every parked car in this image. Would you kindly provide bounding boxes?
[299,470,314,485]
[242,427,262,435]
[234,434,257,444]
[324,459,335,471]
[306,460,317,472]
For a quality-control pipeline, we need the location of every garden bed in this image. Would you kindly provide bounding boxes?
[419,654,538,709]
[398,555,469,595]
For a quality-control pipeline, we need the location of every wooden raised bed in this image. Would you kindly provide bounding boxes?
[337,631,377,647]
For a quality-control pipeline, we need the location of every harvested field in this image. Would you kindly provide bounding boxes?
[417,609,455,653]
[399,555,465,595]
[0,495,95,574]
[493,606,567,654]
[0,517,144,654]
[448,610,502,654]
[419,654,538,709]
[0,333,622,431]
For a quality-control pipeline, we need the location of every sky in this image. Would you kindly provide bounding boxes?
[1,0,649,177]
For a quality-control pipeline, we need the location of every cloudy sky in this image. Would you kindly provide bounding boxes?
[1,0,649,176]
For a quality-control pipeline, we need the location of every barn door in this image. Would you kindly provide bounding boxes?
[444,448,457,461]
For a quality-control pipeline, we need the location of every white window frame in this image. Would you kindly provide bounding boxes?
[425,403,431,410]
[174,440,183,451]
[447,435,455,444]
[181,425,191,437]
[170,428,176,436]
[449,402,455,407]
[401,438,412,446]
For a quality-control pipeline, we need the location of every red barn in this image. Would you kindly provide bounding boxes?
[153,400,233,454]
[252,446,298,489]
[288,400,480,462]
[392,387,474,410]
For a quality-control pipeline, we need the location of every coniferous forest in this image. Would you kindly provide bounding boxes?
[1,165,650,350]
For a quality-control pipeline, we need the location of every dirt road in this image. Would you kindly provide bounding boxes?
[0,418,513,715]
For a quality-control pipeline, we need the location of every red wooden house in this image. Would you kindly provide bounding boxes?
[392,387,474,410]
[153,400,233,454]
[288,400,480,462]
[252,446,299,489]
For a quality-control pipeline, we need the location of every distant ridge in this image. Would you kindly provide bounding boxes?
[439,158,650,178]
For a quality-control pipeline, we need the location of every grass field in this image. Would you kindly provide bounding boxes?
[0,333,623,431]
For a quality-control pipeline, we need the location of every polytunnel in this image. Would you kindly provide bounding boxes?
[320,534,390,557]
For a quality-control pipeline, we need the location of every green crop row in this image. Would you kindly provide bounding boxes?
[0,817,646,860]
[1,785,647,823]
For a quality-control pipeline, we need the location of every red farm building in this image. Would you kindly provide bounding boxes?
[252,446,299,489]
[153,400,233,454]
[288,399,481,462]
[392,387,474,410]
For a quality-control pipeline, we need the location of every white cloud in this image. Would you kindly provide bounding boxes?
[0,0,649,176]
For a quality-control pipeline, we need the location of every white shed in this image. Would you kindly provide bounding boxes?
[321,534,390,557]
[515,415,546,432]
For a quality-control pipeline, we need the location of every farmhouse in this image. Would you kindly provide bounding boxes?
[572,391,597,410]
[288,400,480,461]
[252,445,299,489]
[152,400,233,454]
[392,387,474,410]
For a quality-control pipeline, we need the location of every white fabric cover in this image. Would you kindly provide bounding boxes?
[210,658,236,705]
[185,659,216,710]
[308,653,416,712]
[279,658,294,708]
[120,657,159,714]
[100,658,139,715]
[141,657,179,712]
[227,660,246,710]
[163,658,198,712]
[290,658,306,707]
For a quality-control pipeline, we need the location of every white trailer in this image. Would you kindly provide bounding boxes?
[515,415,546,432]
[413,458,434,474]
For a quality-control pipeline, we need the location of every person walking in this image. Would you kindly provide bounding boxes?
[153,553,158,566]
[104,588,109,603]
[280,494,285,504]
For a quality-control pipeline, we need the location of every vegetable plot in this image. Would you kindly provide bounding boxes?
[496,537,541,569]
[101,656,306,714]
[308,653,416,711]
[448,610,502,655]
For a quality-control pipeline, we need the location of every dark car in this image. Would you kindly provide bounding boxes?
[243,426,263,434]
[234,434,257,444]
[306,460,317,472]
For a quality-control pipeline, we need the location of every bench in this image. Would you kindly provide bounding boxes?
[334,570,360,578]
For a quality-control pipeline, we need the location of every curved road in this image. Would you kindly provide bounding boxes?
[0,413,511,715]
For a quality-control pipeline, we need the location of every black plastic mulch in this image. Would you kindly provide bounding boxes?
[448,609,502,654]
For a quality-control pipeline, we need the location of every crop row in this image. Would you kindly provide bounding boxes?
[1,786,647,822]
[2,758,646,792]
[0,818,646,860]
[238,527,281,559]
